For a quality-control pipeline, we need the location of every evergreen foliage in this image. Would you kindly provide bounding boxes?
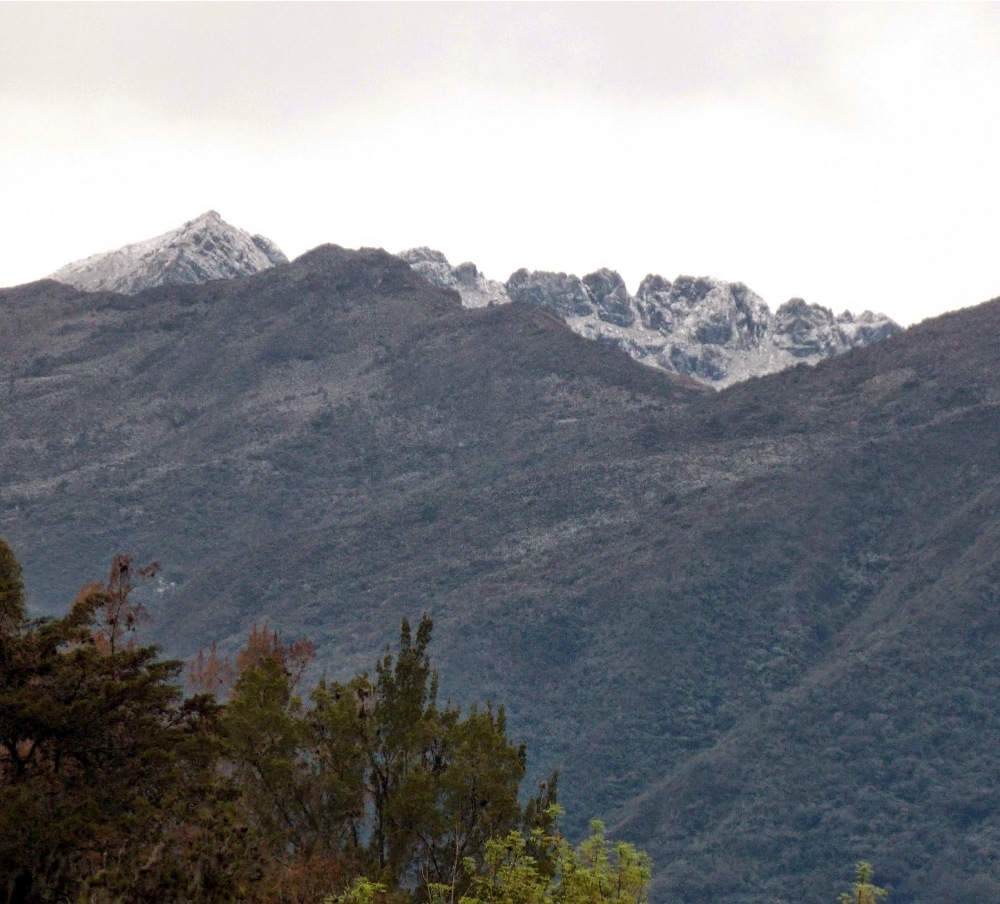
[0,541,583,903]
[0,547,225,903]
[837,861,888,904]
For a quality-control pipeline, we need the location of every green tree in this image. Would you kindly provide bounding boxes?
[0,537,24,635]
[455,826,552,904]
[455,810,650,904]
[220,625,354,903]
[218,615,531,902]
[324,616,528,897]
[555,819,651,904]
[838,861,888,904]
[0,543,228,903]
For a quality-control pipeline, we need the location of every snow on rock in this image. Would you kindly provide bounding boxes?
[398,248,510,308]
[400,248,901,388]
[584,269,636,328]
[50,211,288,295]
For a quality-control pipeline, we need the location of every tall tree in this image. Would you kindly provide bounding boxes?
[352,616,526,895]
[0,544,226,903]
[220,615,532,901]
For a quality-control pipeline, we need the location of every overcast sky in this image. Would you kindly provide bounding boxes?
[3,2,999,325]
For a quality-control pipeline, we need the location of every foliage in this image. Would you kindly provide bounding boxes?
[325,876,395,904]
[0,537,25,633]
[555,819,651,904]
[0,542,225,903]
[451,810,650,904]
[837,861,888,904]
[218,615,530,901]
[0,538,652,903]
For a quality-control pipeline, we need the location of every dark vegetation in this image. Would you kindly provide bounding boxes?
[2,247,1000,901]
[2,539,657,903]
[0,538,887,904]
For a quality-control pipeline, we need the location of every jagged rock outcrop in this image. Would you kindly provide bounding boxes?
[583,268,635,327]
[50,210,288,295]
[398,248,509,308]
[400,247,902,388]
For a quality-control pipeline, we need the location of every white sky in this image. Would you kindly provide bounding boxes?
[2,2,1000,326]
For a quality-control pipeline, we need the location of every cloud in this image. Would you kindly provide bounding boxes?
[4,4,1000,324]
[0,5,910,128]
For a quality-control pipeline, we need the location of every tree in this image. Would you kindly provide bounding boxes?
[352,616,527,896]
[555,819,651,904]
[838,861,888,904]
[0,542,227,903]
[220,625,350,904]
[216,615,534,902]
[0,538,24,635]
[454,809,651,904]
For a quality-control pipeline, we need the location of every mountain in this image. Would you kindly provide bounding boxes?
[3,244,1000,903]
[49,210,288,295]
[397,248,901,387]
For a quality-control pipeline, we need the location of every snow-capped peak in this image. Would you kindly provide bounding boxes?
[49,211,288,295]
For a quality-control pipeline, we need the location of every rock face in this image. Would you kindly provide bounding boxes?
[400,249,902,388]
[50,211,288,295]
[398,248,509,309]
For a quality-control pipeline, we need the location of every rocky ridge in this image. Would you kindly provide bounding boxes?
[50,210,288,295]
[398,247,509,308]
[42,210,899,388]
[398,249,902,387]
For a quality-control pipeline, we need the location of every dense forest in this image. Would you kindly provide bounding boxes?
[0,538,889,903]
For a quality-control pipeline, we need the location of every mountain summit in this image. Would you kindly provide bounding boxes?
[49,211,288,295]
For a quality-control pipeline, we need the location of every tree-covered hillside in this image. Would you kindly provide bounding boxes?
[3,247,1000,901]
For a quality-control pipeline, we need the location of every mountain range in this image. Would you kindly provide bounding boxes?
[3,216,999,902]
[43,212,899,387]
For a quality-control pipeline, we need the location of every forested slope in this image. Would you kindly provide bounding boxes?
[2,248,999,901]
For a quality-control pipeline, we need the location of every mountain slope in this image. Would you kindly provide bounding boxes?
[2,249,999,903]
[49,210,287,294]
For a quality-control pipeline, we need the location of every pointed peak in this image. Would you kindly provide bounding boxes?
[180,210,227,231]
[49,211,286,295]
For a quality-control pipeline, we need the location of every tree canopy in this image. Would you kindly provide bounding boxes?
[0,540,572,903]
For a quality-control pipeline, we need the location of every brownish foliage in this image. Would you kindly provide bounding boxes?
[236,620,316,691]
[188,640,236,698]
[73,554,160,654]
[260,849,352,904]
[190,621,317,700]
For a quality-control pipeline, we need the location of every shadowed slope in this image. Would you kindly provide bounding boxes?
[3,247,1000,902]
